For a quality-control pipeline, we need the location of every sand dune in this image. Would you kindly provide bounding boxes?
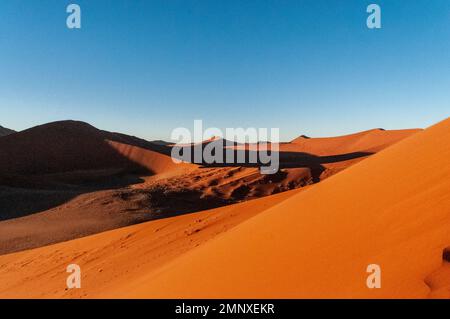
[122,118,448,298]
[289,128,422,155]
[0,121,195,253]
[0,118,446,298]
[107,140,195,175]
[0,188,302,298]
[0,120,183,178]
[0,121,417,254]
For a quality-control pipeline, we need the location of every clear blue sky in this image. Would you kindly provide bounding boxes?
[0,0,449,141]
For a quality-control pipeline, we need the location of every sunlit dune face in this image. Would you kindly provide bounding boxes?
[0,118,446,299]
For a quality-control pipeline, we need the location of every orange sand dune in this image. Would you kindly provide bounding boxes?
[0,188,302,298]
[166,128,420,200]
[289,128,421,155]
[82,119,442,298]
[108,140,195,176]
[0,119,447,298]
[1,121,416,255]
[124,118,448,298]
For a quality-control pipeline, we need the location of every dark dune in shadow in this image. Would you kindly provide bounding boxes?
[0,125,15,137]
[0,173,145,221]
[0,120,163,177]
[0,121,165,221]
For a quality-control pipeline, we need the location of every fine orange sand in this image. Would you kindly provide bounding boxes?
[0,119,447,298]
[0,188,302,298]
[126,118,449,298]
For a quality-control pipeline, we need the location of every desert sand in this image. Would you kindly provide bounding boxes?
[0,188,302,298]
[120,117,450,298]
[0,121,417,254]
[0,118,447,298]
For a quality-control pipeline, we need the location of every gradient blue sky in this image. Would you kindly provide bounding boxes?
[0,0,449,141]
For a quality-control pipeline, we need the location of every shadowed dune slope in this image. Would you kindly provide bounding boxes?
[118,118,450,298]
[0,121,138,176]
[0,125,15,137]
[0,120,192,178]
[0,120,196,235]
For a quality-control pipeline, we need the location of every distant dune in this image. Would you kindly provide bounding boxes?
[0,117,446,298]
[0,120,186,178]
[0,121,196,253]
[290,128,422,155]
